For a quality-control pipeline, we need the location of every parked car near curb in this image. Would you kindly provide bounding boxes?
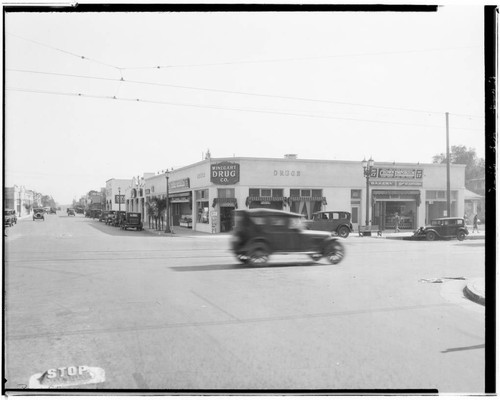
[413,217,469,241]
[120,212,143,231]
[231,208,345,265]
[307,211,353,238]
[33,208,45,221]
[4,209,17,226]
[67,208,76,216]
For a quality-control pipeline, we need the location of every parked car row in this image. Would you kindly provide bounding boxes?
[97,210,143,231]
[4,209,18,227]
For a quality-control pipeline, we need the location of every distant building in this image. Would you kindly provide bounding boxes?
[105,178,132,211]
[4,186,39,217]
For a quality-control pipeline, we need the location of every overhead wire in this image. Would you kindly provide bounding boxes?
[7,68,485,119]
[7,86,483,132]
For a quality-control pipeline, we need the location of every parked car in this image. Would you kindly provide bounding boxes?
[90,209,102,219]
[112,211,127,227]
[413,217,469,241]
[67,208,76,216]
[99,211,109,222]
[105,211,116,225]
[120,212,143,231]
[307,211,353,238]
[33,208,45,221]
[49,207,57,214]
[4,209,17,226]
[231,208,345,265]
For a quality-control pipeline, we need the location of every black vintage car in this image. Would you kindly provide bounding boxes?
[4,209,17,226]
[112,211,127,227]
[67,208,76,216]
[120,212,143,231]
[307,211,353,238]
[99,211,109,222]
[33,208,45,221]
[231,208,345,265]
[413,217,469,241]
[105,211,117,225]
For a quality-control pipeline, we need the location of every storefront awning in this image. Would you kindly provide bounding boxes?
[288,196,327,205]
[372,190,421,206]
[246,196,287,207]
[169,191,192,203]
[212,197,238,208]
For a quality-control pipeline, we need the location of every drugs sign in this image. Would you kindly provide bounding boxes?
[29,365,105,388]
[210,162,240,185]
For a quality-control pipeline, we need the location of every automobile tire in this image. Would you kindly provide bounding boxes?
[337,226,350,238]
[324,241,345,264]
[426,231,436,241]
[248,245,270,265]
[457,231,466,241]
[309,254,322,262]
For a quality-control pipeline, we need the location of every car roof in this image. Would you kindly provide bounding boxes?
[234,208,304,218]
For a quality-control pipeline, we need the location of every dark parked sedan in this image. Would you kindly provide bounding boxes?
[413,217,469,241]
[231,208,345,265]
[307,211,353,238]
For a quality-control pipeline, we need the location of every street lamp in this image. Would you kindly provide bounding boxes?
[118,187,121,212]
[362,157,375,226]
[165,171,171,233]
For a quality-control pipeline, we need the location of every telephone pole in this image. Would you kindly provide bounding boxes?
[446,112,451,217]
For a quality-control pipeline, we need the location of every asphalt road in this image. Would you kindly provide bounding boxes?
[4,213,485,393]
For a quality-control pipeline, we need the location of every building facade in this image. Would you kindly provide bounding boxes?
[105,179,132,212]
[4,186,39,217]
[136,156,466,234]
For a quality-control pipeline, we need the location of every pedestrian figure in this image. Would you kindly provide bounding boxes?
[394,212,401,233]
[472,214,479,233]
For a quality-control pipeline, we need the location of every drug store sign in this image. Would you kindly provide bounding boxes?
[211,162,240,185]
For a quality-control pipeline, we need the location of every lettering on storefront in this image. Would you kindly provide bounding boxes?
[169,178,190,190]
[374,168,423,179]
[370,181,396,186]
[211,162,240,185]
[273,170,301,177]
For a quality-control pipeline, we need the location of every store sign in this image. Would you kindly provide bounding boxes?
[211,162,240,185]
[397,181,423,186]
[114,195,125,204]
[373,168,423,179]
[273,170,301,177]
[169,178,190,190]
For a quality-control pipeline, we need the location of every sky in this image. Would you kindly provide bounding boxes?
[4,4,487,204]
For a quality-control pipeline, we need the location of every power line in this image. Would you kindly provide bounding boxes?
[7,86,484,132]
[7,68,485,119]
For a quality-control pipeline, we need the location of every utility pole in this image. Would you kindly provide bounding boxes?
[446,112,451,217]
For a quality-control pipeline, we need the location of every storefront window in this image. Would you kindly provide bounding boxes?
[290,189,300,197]
[249,188,260,196]
[301,189,311,197]
[261,189,272,197]
[197,203,209,223]
[272,189,284,197]
[351,189,361,199]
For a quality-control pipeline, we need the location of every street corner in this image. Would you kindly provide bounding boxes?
[463,277,485,306]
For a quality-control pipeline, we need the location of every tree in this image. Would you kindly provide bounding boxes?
[432,145,485,185]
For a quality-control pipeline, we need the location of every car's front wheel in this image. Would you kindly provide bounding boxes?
[337,226,350,238]
[248,245,270,265]
[457,231,466,241]
[324,241,345,264]
[426,231,436,241]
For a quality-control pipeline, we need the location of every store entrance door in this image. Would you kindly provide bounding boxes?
[220,206,235,232]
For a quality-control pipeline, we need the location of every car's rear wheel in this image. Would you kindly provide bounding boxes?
[248,245,270,265]
[457,231,466,241]
[426,231,436,241]
[324,241,345,264]
[337,226,350,238]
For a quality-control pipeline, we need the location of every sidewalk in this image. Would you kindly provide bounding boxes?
[142,224,230,238]
[363,227,485,241]
[463,278,485,306]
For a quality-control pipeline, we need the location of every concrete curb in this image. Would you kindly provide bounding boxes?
[463,278,485,306]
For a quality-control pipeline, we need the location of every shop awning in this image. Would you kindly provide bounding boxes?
[372,190,421,206]
[212,197,238,208]
[246,196,287,207]
[288,196,327,205]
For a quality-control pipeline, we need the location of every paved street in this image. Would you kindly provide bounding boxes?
[4,213,485,392]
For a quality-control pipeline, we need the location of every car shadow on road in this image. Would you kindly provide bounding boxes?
[171,260,323,272]
[87,221,157,237]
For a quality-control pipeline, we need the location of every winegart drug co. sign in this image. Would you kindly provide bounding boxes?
[210,162,240,185]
